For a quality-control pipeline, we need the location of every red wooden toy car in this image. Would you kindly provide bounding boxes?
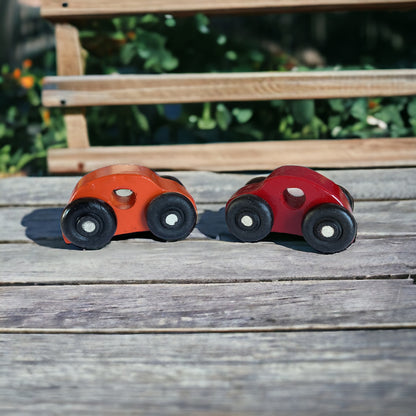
[225,165,356,254]
[61,165,197,249]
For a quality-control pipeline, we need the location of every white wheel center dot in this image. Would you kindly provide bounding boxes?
[241,215,254,227]
[321,225,335,238]
[82,220,96,233]
[166,213,179,226]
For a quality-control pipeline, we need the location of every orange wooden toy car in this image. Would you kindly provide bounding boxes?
[61,165,197,249]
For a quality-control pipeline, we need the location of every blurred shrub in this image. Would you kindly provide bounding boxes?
[77,13,416,148]
[0,60,65,176]
[1,11,416,175]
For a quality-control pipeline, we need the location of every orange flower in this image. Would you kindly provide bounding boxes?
[42,109,51,124]
[126,31,136,40]
[20,75,35,89]
[23,59,33,69]
[368,100,378,110]
[13,68,21,79]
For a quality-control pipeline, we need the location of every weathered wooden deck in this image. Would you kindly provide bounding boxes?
[1,167,415,415]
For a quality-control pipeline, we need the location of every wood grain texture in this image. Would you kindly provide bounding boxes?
[1,200,415,244]
[0,280,415,330]
[46,138,416,173]
[1,331,416,415]
[41,0,416,18]
[55,24,90,148]
[0,237,414,284]
[42,70,416,107]
[1,169,415,206]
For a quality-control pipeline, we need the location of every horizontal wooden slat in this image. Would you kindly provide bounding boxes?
[0,237,415,284]
[47,138,416,173]
[2,200,415,244]
[1,280,415,330]
[42,70,416,107]
[40,0,416,19]
[2,331,416,415]
[2,169,415,206]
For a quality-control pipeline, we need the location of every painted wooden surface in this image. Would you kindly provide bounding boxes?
[0,168,415,414]
[42,70,416,107]
[41,0,416,18]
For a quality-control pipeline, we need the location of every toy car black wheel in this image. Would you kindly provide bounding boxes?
[339,185,354,211]
[245,176,266,185]
[302,203,357,254]
[146,192,197,241]
[225,195,273,242]
[61,198,117,250]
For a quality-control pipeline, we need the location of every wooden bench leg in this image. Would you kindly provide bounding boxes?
[55,23,89,149]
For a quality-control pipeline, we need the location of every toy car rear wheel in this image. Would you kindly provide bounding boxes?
[146,192,197,241]
[302,203,357,254]
[225,195,273,242]
[61,198,117,250]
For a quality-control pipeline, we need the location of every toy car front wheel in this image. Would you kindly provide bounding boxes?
[225,195,273,242]
[61,198,117,250]
[146,192,197,241]
[302,203,357,254]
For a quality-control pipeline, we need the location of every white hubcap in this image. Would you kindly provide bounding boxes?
[81,220,96,233]
[321,225,335,238]
[165,213,179,226]
[241,215,254,227]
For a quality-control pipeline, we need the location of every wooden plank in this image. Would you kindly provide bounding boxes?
[40,0,416,19]
[42,70,416,107]
[1,169,415,206]
[2,200,415,244]
[1,331,416,415]
[47,138,416,173]
[55,23,89,148]
[1,280,415,330]
[0,236,414,284]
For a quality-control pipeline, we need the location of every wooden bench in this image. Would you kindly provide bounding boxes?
[40,0,416,173]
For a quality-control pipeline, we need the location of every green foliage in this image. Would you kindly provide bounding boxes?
[2,12,416,175]
[0,62,65,175]
[75,14,415,148]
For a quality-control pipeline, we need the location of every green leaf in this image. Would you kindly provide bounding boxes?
[120,43,137,65]
[374,105,404,127]
[289,100,315,125]
[232,108,253,124]
[165,15,176,27]
[328,115,341,130]
[195,14,210,34]
[225,51,238,61]
[328,99,345,113]
[198,103,216,130]
[407,98,416,119]
[131,107,150,132]
[216,104,232,131]
[350,98,368,121]
[140,14,159,24]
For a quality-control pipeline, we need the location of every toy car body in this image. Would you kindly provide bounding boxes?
[61,164,197,249]
[225,165,356,253]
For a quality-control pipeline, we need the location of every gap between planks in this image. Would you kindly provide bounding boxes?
[2,323,416,334]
